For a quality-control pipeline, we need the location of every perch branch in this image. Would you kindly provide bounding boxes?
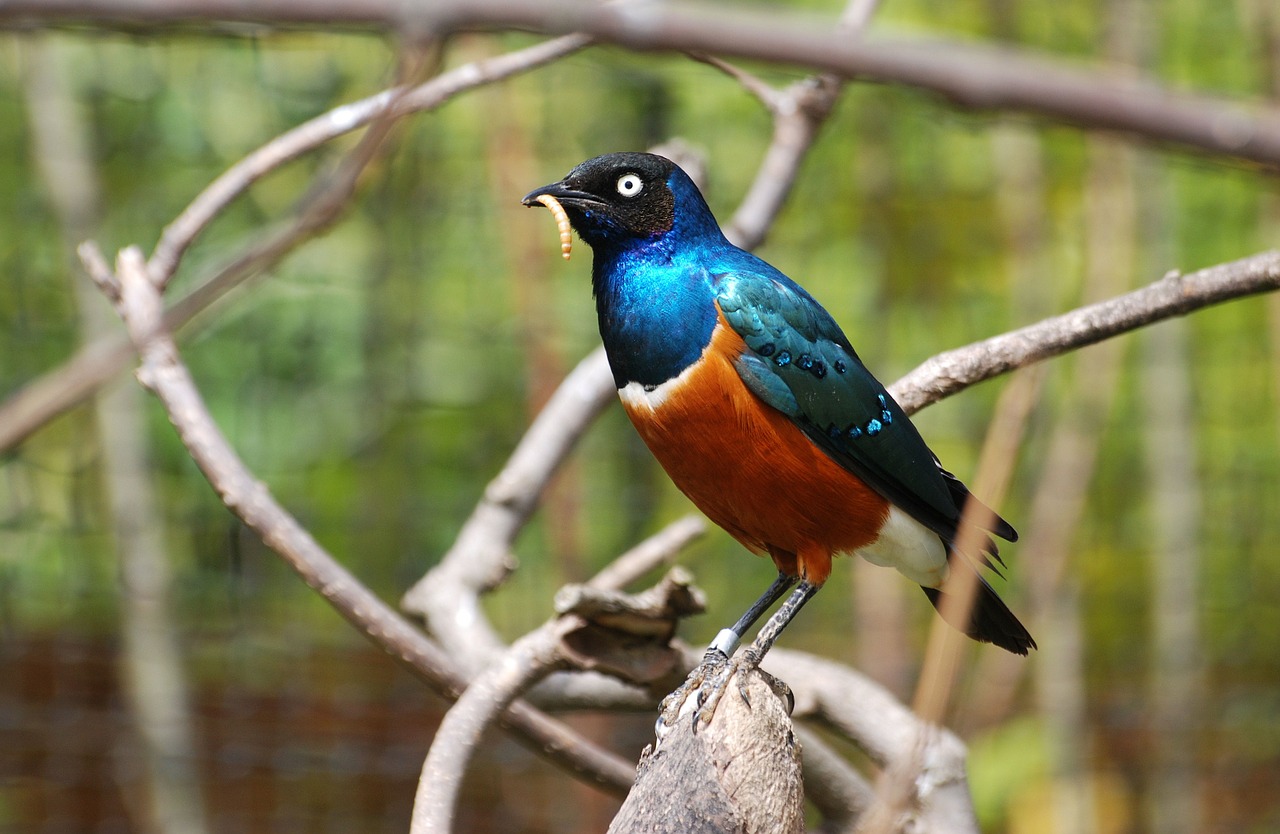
[608,668,804,834]
[413,561,705,834]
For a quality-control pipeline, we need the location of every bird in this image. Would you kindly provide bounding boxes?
[522,152,1034,702]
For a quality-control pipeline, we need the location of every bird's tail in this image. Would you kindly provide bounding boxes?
[921,574,1036,655]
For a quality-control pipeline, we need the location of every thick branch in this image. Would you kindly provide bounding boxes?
[609,669,804,834]
[10,0,1280,168]
[90,242,638,799]
[443,2,1280,169]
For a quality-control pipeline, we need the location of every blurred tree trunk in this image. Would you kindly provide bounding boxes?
[1026,128,1136,833]
[23,40,211,834]
[1247,0,1280,467]
[1139,316,1204,834]
[1138,188,1205,834]
[1132,0,1205,827]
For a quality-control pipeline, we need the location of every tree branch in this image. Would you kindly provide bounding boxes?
[0,33,590,453]
[400,346,615,671]
[9,0,1280,168]
[413,562,705,833]
[89,243,637,797]
[888,250,1280,414]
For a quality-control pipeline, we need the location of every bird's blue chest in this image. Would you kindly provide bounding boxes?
[593,247,719,389]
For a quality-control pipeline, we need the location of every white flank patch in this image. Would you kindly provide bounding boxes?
[616,349,705,413]
[856,505,949,587]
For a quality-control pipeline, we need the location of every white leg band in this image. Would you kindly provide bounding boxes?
[708,628,741,657]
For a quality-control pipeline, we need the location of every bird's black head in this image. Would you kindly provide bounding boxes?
[522,152,685,250]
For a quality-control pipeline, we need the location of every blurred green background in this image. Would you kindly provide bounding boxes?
[2,1,1279,832]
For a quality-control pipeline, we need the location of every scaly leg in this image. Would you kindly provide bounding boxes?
[658,571,798,732]
[705,570,799,659]
[662,580,821,731]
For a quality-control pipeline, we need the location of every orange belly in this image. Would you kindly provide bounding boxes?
[620,318,889,585]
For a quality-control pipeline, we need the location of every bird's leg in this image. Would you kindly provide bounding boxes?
[657,572,798,734]
[662,580,820,732]
[705,570,799,660]
[735,580,820,671]
[695,581,820,720]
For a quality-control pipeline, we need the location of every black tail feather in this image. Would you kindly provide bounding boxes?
[938,464,1018,544]
[921,577,1036,656]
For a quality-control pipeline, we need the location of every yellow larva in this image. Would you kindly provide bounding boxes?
[534,193,573,260]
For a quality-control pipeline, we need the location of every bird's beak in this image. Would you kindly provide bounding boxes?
[521,180,595,209]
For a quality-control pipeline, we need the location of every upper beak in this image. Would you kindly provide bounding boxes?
[521,180,595,208]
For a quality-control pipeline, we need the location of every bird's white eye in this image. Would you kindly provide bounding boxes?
[616,173,644,197]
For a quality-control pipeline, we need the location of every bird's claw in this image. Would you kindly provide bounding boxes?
[655,644,798,743]
[654,650,734,736]
[687,652,759,731]
[690,648,797,727]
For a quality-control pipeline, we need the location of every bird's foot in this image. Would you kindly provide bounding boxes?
[656,645,793,738]
[657,647,729,729]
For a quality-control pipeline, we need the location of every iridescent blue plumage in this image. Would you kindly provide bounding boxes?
[586,166,728,388]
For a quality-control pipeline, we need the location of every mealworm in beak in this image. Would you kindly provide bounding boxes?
[534,194,572,260]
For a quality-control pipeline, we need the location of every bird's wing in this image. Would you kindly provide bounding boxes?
[715,268,1015,547]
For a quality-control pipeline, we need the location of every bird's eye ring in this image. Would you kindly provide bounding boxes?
[616,173,644,198]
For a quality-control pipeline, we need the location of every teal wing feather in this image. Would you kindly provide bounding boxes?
[715,270,1015,548]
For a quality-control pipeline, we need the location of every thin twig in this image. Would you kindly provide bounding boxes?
[722,0,880,250]
[0,34,591,454]
[687,52,780,110]
[888,250,1280,414]
[147,33,589,286]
